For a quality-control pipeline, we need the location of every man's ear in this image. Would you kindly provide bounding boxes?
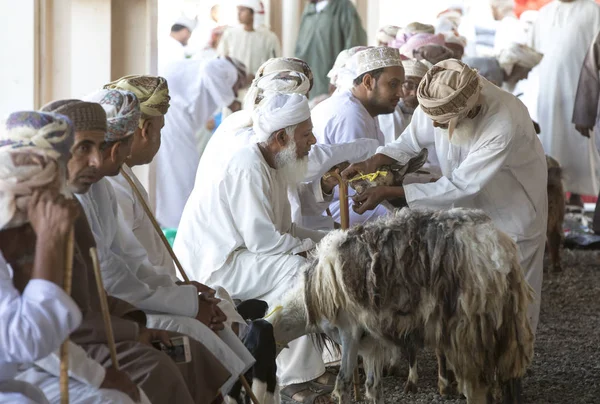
[362,73,374,91]
[141,120,151,141]
[109,142,121,163]
[275,129,288,146]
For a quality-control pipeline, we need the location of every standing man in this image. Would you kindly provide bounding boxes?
[158,15,197,74]
[531,0,600,206]
[295,0,367,97]
[218,0,281,78]
[573,28,600,233]
[342,60,548,334]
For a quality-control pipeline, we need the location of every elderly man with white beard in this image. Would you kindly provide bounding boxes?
[342,59,548,335]
[174,92,337,404]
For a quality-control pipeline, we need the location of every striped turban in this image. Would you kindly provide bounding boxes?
[0,111,74,230]
[104,75,170,127]
[1,111,74,163]
[255,58,313,91]
[417,59,481,139]
[84,89,141,142]
[244,71,311,110]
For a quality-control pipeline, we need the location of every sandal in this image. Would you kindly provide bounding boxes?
[280,382,334,404]
[311,369,338,388]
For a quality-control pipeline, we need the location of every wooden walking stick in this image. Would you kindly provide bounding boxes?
[90,247,120,370]
[120,167,262,404]
[325,171,361,401]
[60,229,75,404]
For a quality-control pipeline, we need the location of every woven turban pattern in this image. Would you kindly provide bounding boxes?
[2,111,74,163]
[255,58,313,91]
[355,46,403,78]
[40,100,107,133]
[417,59,481,138]
[84,89,141,142]
[104,75,171,125]
[244,71,311,110]
[402,59,429,79]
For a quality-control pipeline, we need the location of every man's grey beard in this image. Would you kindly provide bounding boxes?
[398,100,416,115]
[437,117,477,146]
[274,140,309,186]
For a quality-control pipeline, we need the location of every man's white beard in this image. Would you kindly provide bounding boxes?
[274,140,309,186]
[438,117,477,146]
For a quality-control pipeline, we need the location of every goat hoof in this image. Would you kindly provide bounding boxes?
[404,381,418,394]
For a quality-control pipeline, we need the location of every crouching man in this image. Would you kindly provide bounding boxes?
[175,93,336,404]
[343,59,548,334]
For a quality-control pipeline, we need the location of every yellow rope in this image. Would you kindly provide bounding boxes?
[348,170,389,183]
[264,305,283,319]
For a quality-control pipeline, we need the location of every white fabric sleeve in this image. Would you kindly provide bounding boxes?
[226,169,315,255]
[0,265,82,364]
[34,342,106,388]
[290,223,328,243]
[404,139,511,209]
[305,139,380,182]
[94,186,198,318]
[376,108,436,164]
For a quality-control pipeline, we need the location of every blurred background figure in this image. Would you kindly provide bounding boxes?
[159,14,197,74]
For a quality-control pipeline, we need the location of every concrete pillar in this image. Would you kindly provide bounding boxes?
[281,0,303,57]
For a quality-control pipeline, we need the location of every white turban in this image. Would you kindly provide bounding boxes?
[0,147,63,230]
[497,43,543,75]
[417,59,482,139]
[174,15,198,31]
[402,59,429,79]
[328,46,371,89]
[252,93,310,142]
[244,71,311,110]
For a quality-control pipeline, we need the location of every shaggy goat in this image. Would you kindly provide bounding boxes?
[546,155,565,272]
[269,208,535,404]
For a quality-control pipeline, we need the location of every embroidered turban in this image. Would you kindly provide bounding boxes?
[40,100,107,133]
[402,59,429,79]
[417,59,482,138]
[104,75,171,126]
[354,46,403,78]
[255,58,313,91]
[376,25,401,45]
[84,89,141,142]
[244,71,312,110]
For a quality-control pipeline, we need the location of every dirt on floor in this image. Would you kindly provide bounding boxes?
[347,248,600,404]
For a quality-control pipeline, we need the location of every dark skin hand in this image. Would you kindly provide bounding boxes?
[352,186,406,215]
[196,294,226,332]
[138,327,172,348]
[100,367,141,403]
[321,162,351,194]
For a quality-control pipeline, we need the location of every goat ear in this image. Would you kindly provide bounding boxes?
[405,148,429,173]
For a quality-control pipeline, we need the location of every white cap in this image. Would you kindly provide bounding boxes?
[354,47,403,78]
[174,15,198,31]
[402,59,429,79]
[237,0,262,12]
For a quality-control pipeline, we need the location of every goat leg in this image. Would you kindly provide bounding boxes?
[364,353,384,404]
[436,349,459,398]
[332,331,360,404]
[403,343,418,394]
[547,229,562,272]
[502,378,523,404]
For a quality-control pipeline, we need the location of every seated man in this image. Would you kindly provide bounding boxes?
[0,137,82,403]
[175,93,335,404]
[343,59,547,334]
[41,93,251,396]
[0,111,228,403]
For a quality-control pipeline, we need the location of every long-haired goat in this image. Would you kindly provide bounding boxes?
[269,208,535,404]
[546,155,564,272]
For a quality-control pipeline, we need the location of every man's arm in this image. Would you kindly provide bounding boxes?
[573,31,600,131]
[227,169,315,255]
[305,139,379,183]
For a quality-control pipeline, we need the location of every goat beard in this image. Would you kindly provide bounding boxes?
[438,116,477,146]
[274,140,309,186]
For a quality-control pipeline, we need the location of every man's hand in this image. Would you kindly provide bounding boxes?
[100,367,141,403]
[341,160,373,182]
[138,327,172,348]
[228,100,242,113]
[28,190,79,238]
[575,124,593,138]
[352,186,397,215]
[210,305,227,332]
[321,162,350,194]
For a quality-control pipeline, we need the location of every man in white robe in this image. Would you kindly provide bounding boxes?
[342,59,547,334]
[311,46,405,226]
[41,96,250,397]
[196,57,379,231]
[154,57,246,228]
[0,142,82,404]
[158,15,197,75]
[175,93,336,404]
[531,0,600,205]
[218,0,281,77]
[378,59,429,144]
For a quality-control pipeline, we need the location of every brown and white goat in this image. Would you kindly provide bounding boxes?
[269,208,535,404]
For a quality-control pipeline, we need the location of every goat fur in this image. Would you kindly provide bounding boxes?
[292,208,534,403]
